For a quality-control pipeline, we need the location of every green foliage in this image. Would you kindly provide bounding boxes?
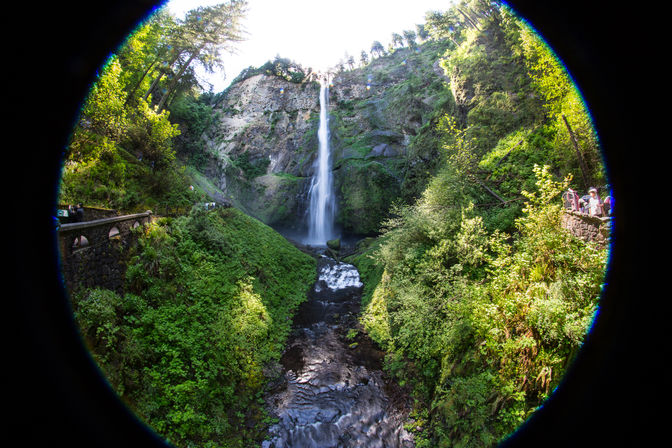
[344,237,390,346]
[168,94,215,168]
[407,0,605,230]
[61,49,191,213]
[403,29,418,49]
[337,159,401,235]
[72,207,316,447]
[424,0,496,47]
[370,40,385,57]
[349,165,607,446]
[517,23,604,188]
[227,56,309,87]
[346,13,607,445]
[116,8,177,105]
[231,151,271,180]
[440,8,540,154]
[149,1,246,111]
[125,98,181,169]
[79,57,129,142]
[60,2,247,214]
[400,88,458,203]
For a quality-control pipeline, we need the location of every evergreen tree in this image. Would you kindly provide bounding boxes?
[425,9,463,46]
[360,49,369,66]
[119,8,178,106]
[370,40,385,58]
[154,0,247,111]
[391,32,404,48]
[403,29,417,49]
[346,53,355,70]
[415,23,429,41]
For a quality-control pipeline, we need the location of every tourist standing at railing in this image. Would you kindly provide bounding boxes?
[603,195,613,216]
[73,203,85,246]
[565,187,611,217]
[67,204,77,222]
[576,188,601,216]
[577,192,587,213]
[564,188,580,211]
[75,203,85,222]
[583,187,603,216]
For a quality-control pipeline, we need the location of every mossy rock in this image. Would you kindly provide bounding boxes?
[327,238,341,251]
[334,159,401,235]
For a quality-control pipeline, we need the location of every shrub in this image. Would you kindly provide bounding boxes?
[349,165,607,446]
[73,207,316,447]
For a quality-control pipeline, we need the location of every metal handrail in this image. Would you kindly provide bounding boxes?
[58,211,152,232]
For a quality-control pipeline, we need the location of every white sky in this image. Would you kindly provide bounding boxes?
[163,0,456,92]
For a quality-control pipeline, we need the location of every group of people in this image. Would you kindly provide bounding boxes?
[54,203,85,232]
[57,204,88,247]
[61,203,85,224]
[564,187,613,217]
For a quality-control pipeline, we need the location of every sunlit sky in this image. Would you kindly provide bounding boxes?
[163,0,456,92]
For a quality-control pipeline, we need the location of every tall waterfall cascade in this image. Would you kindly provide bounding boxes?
[306,77,337,245]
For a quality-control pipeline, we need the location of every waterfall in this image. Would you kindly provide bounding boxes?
[306,77,336,245]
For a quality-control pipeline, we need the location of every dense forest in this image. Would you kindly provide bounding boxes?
[343,3,607,446]
[58,0,609,447]
[59,0,247,214]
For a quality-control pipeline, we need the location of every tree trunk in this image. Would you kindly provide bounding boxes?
[562,114,591,189]
[143,51,182,103]
[457,8,480,30]
[143,71,165,103]
[125,58,158,105]
[156,48,202,112]
[473,176,507,204]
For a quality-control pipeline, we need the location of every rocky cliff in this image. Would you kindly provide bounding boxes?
[199,39,455,236]
[328,39,453,234]
[201,72,321,227]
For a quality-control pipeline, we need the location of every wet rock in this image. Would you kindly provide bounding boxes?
[327,238,340,251]
[367,143,389,158]
[263,257,413,447]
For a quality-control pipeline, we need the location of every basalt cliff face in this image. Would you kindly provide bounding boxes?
[201,73,321,228]
[200,39,454,235]
[327,40,453,234]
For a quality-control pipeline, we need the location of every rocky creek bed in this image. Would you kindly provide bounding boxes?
[262,255,414,448]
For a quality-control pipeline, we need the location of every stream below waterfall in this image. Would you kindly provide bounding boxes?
[262,255,414,448]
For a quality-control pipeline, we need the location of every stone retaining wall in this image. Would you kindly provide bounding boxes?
[561,210,611,248]
[57,212,153,295]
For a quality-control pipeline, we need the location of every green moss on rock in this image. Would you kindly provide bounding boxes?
[335,159,401,235]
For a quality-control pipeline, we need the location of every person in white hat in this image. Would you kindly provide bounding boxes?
[587,187,603,216]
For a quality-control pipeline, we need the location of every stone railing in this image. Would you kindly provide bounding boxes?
[561,210,611,248]
[57,211,153,294]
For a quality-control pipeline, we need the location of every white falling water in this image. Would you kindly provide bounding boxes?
[306,77,336,246]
